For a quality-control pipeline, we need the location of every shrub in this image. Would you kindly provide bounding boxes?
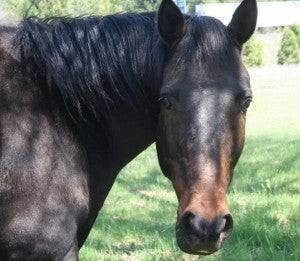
[277,27,300,65]
[290,24,300,47]
[242,34,264,67]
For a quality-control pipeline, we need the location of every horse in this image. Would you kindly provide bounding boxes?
[0,0,257,259]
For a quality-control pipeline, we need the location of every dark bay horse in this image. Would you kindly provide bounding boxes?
[0,0,257,259]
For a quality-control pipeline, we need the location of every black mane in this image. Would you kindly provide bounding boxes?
[177,16,238,72]
[17,13,165,119]
[15,13,234,120]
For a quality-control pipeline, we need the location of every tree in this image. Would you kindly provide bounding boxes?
[122,0,160,12]
[5,0,124,22]
[290,24,300,48]
[242,34,264,67]
[5,0,162,22]
[5,0,71,20]
[277,27,300,65]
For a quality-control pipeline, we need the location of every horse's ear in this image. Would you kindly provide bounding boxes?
[158,0,185,46]
[228,0,257,45]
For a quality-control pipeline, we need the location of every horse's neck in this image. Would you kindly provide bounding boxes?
[82,14,163,173]
[104,105,158,173]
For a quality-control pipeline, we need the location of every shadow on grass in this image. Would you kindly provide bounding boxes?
[116,168,177,207]
[117,168,171,191]
[231,135,300,194]
[86,209,176,252]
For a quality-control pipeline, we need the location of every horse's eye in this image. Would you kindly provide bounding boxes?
[241,97,252,114]
[159,96,172,109]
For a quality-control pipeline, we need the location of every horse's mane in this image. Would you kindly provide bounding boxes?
[15,13,235,120]
[17,13,165,119]
[178,16,238,71]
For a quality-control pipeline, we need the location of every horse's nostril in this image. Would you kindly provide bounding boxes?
[221,214,233,238]
[177,212,233,255]
[182,211,211,237]
[183,211,197,229]
[180,212,233,241]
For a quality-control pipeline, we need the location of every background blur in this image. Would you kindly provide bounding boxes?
[0,0,299,260]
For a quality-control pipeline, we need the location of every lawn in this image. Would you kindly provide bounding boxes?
[79,65,300,260]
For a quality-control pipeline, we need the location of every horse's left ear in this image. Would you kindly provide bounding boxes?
[228,0,258,45]
[158,0,185,46]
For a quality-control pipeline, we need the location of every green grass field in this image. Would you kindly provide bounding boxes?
[79,65,300,260]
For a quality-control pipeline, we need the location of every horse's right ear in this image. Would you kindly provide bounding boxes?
[158,0,185,46]
[228,0,257,45]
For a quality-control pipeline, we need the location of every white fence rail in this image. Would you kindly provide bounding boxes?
[196,1,300,27]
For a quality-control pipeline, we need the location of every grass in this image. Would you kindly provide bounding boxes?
[79,65,300,260]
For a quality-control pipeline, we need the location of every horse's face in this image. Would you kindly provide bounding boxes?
[156,0,257,255]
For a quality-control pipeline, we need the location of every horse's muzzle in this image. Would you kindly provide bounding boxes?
[176,212,233,255]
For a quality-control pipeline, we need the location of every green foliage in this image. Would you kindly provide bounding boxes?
[122,0,160,12]
[4,0,161,22]
[4,0,126,21]
[277,27,300,65]
[290,24,300,47]
[242,34,264,67]
[6,0,70,20]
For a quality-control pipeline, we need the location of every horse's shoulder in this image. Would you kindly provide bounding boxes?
[0,26,21,63]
